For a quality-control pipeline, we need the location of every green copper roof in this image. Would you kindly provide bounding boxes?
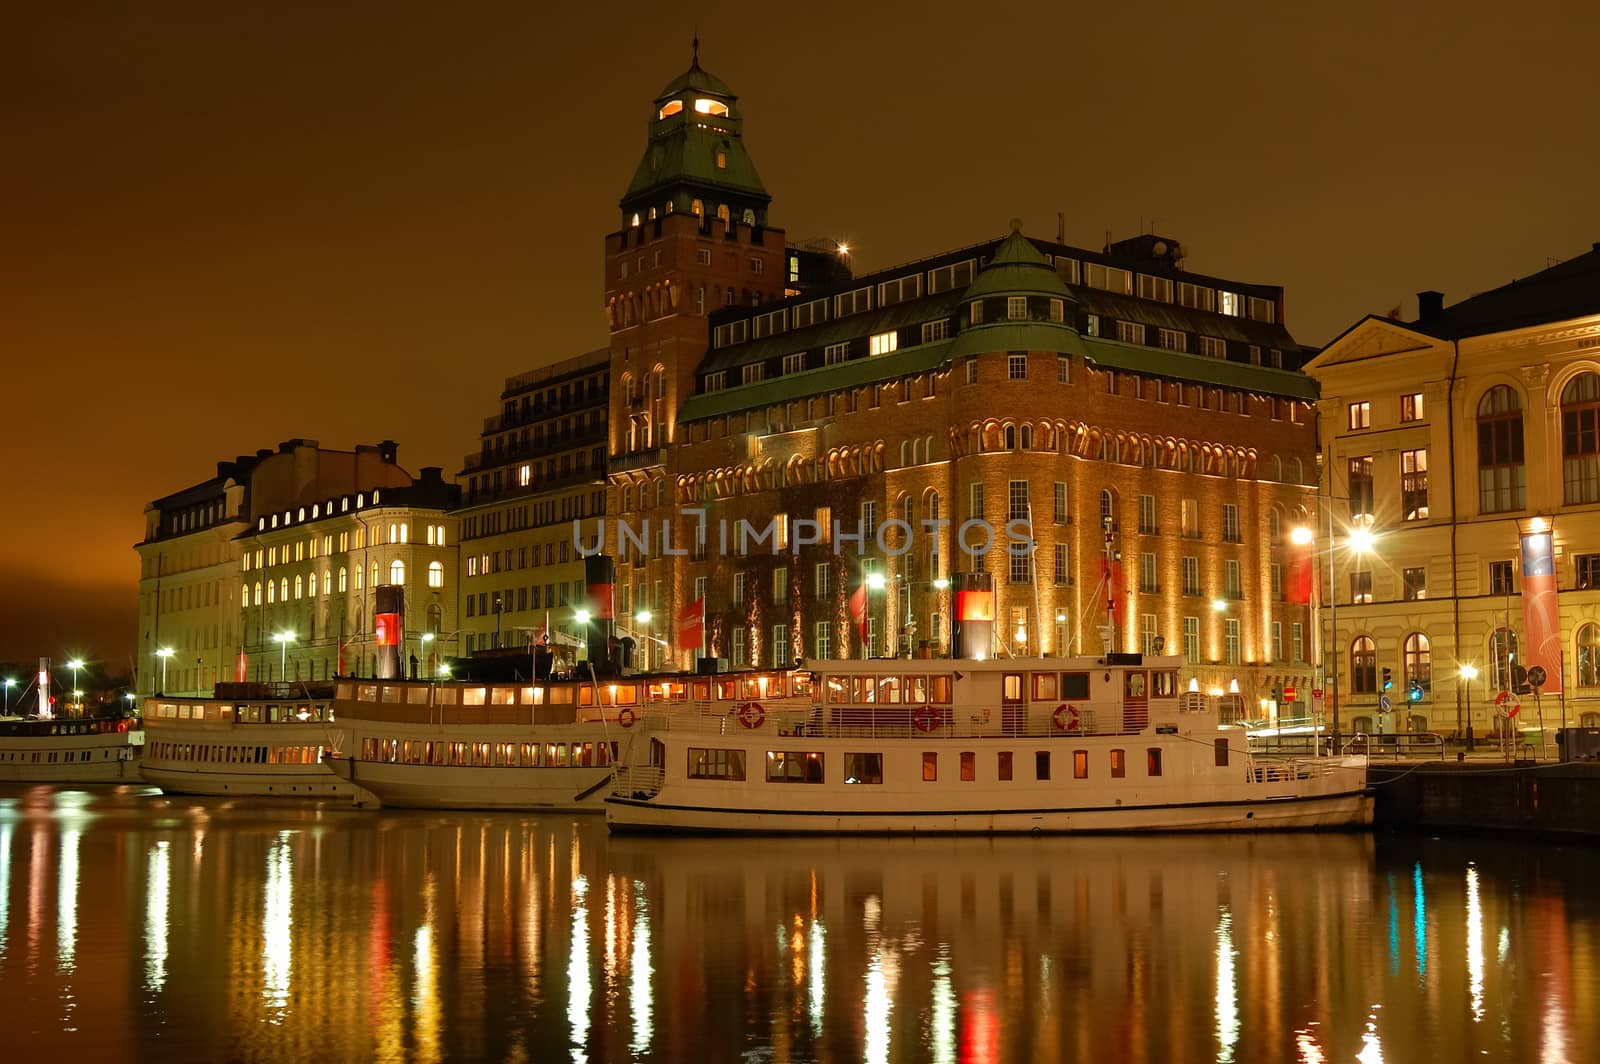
[1080,336,1320,400]
[624,121,767,206]
[949,320,1088,360]
[656,61,734,101]
[681,340,954,422]
[961,230,1075,302]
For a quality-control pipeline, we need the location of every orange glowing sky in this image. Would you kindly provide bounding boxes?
[4,1,1598,669]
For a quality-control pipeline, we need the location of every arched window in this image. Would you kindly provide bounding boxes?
[1488,627,1519,693]
[307,572,317,597]
[1561,372,1600,504]
[742,208,756,226]
[267,580,276,604]
[1476,385,1525,513]
[1350,636,1377,694]
[716,204,731,228]
[1004,425,1017,449]
[436,525,446,547]
[390,560,406,585]
[691,199,703,217]
[293,575,303,599]
[338,567,347,593]
[1577,623,1600,687]
[1020,425,1033,450]
[253,581,262,606]
[1099,489,1116,527]
[1403,632,1431,691]
[322,570,332,596]
[428,561,444,589]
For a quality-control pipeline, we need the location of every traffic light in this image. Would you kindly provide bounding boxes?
[1381,667,1393,691]
[1408,680,1424,703]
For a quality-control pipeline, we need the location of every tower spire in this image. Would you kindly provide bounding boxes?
[691,28,700,69]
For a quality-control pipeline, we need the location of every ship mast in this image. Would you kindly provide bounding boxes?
[1102,515,1117,654]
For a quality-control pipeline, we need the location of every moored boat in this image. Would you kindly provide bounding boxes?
[323,667,814,811]
[140,683,369,800]
[605,653,1372,835]
[0,715,143,783]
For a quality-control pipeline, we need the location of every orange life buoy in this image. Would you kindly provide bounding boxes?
[737,701,765,729]
[1052,704,1080,732]
[913,704,939,733]
[117,720,130,733]
[617,707,637,729]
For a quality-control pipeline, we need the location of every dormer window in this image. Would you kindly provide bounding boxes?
[630,213,641,228]
[694,98,729,117]
[658,100,684,119]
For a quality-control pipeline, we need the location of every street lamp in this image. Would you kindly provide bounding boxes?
[66,658,85,713]
[635,610,652,671]
[1211,598,1228,613]
[156,647,174,693]
[420,631,434,679]
[2,677,14,715]
[1459,663,1479,749]
[272,631,294,681]
[574,609,592,659]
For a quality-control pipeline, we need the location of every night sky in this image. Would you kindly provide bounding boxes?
[4,1,1597,672]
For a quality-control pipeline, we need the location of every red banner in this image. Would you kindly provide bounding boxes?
[375,613,400,648]
[849,584,869,641]
[1519,531,1563,695]
[676,598,704,652]
[1099,558,1127,622]
[235,647,248,683]
[1286,542,1314,605]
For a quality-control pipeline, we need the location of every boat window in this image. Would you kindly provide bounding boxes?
[1110,749,1126,778]
[462,687,487,706]
[1147,748,1164,776]
[1124,672,1147,699]
[998,751,1014,781]
[406,686,429,704]
[436,687,457,705]
[1072,750,1088,779]
[493,687,519,706]
[1003,674,1023,702]
[1061,673,1091,699]
[922,752,938,781]
[688,747,747,780]
[880,675,901,704]
[1032,673,1057,700]
[382,686,403,703]
[767,751,825,783]
[960,751,975,781]
[522,687,542,705]
[1214,738,1230,766]
[716,679,738,700]
[548,687,574,705]
[929,676,953,703]
[612,685,639,705]
[844,752,882,784]
[791,673,812,698]
[358,684,378,702]
[826,677,849,703]
[905,675,928,703]
[1153,671,1178,698]
[853,676,875,703]
[1041,751,1057,781]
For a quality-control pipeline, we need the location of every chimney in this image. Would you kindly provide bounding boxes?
[1417,290,1444,322]
[378,439,399,464]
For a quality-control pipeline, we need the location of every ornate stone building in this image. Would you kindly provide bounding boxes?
[1304,244,1600,737]
[601,52,1322,710]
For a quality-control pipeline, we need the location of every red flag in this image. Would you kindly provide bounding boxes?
[1286,548,1314,606]
[1099,558,1127,622]
[235,647,248,683]
[676,598,704,652]
[849,584,869,642]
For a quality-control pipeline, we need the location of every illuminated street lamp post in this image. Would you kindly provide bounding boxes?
[66,658,85,715]
[865,571,887,659]
[635,609,653,671]
[272,631,295,682]
[3,677,14,714]
[420,631,434,679]
[575,609,592,661]
[1459,663,1478,751]
[156,647,174,694]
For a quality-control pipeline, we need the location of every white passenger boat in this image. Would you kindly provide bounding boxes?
[323,668,814,811]
[0,715,144,783]
[140,684,368,800]
[605,654,1372,835]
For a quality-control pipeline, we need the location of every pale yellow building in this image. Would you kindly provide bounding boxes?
[1304,244,1600,738]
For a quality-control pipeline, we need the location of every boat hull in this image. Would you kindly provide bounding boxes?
[606,789,1373,835]
[327,758,614,811]
[137,763,360,799]
[0,729,143,784]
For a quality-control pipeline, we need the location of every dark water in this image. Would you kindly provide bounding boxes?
[0,786,1594,1063]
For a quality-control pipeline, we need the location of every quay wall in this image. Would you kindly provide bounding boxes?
[1369,762,1600,838]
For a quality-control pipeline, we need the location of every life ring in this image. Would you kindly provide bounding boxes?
[913,704,939,733]
[1494,691,1520,718]
[1052,704,1080,732]
[737,701,765,729]
[617,707,637,729]
[117,720,130,733]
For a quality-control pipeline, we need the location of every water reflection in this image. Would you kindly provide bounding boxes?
[0,787,1597,1063]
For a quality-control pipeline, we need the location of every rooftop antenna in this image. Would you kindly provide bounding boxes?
[1056,212,1065,243]
[691,27,700,68]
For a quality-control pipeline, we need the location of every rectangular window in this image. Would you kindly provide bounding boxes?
[1007,353,1027,380]
[732,573,745,604]
[1348,457,1374,518]
[1115,320,1146,344]
[1010,547,1032,585]
[877,275,921,306]
[921,319,949,343]
[1183,616,1200,664]
[1348,401,1371,430]
[1177,282,1214,311]
[1049,298,1065,322]
[843,752,882,784]
[1139,552,1158,594]
[772,566,787,604]
[1401,449,1429,520]
[1140,613,1157,655]
[791,296,826,327]
[687,747,747,780]
[1272,621,1284,662]
[1199,336,1227,359]
[1084,314,1099,336]
[1053,544,1068,586]
[771,624,788,667]
[1182,556,1200,597]
[1224,618,1239,664]
[927,260,976,293]
[1147,748,1164,776]
[824,342,850,366]
[1489,560,1516,596]
[970,301,984,325]
[1039,751,1055,780]
[1222,504,1241,543]
[1576,554,1600,590]
[1157,328,1187,352]
[1137,274,1173,302]
[1110,749,1126,778]
[814,562,831,600]
[1053,482,1068,523]
[1218,291,1239,316]
[1007,295,1028,320]
[969,482,984,519]
[814,621,832,659]
[1292,623,1303,663]
[766,751,824,783]
[1403,566,1427,600]
[869,331,898,356]
[998,751,1013,781]
[1181,498,1199,537]
[1271,562,1283,600]
[732,627,746,666]
[1351,566,1373,604]
[1056,356,1070,383]
[1084,263,1132,294]
[922,752,937,782]
[1214,738,1230,767]
[960,751,976,781]
[965,357,979,384]
[704,371,726,392]
[1052,256,1079,283]
[835,287,872,317]
[781,352,806,375]
[1008,480,1030,521]
[1401,392,1425,422]
[1136,494,1158,535]
[1224,559,1242,599]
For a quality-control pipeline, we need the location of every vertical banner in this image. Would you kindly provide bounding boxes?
[1519,531,1563,695]
[235,647,248,683]
[374,584,405,680]
[951,571,995,661]
[676,598,705,654]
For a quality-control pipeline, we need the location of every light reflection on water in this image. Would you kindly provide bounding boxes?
[0,786,1597,1062]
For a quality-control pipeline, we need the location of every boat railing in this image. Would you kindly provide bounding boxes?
[1341,731,1445,761]
[611,763,665,799]
[1245,758,1352,784]
[640,705,1156,742]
